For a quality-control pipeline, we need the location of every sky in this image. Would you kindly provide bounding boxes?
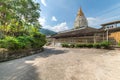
[36,0,120,32]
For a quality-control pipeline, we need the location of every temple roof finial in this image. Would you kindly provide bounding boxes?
[77,7,84,16]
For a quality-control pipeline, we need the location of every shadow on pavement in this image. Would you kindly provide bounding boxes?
[0,47,68,80]
[38,47,69,58]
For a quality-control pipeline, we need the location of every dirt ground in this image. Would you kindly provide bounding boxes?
[0,47,120,80]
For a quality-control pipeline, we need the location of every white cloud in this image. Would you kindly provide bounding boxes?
[38,17,68,32]
[43,22,69,32]
[38,17,46,26]
[87,17,100,27]
[41,0,47,6]
[51,22,69,32]
[51,16,57,22]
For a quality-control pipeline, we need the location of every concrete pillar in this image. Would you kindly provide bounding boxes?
[106,29,109,42]
[94,33,96,44]
[103,33,105,41]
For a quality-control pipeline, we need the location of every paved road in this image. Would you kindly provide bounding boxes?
[0,47,120,80]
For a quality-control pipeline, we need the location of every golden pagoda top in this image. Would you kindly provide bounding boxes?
[77,8,84,16]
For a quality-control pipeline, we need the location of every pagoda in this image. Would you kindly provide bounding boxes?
[74,8,88,29]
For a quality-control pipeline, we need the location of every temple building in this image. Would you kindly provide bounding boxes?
[51,8,120,47]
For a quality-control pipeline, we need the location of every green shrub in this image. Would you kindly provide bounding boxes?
[86,43,93,48]
[32,33,46,48]
[62,43,94,48]
[69,44,75,48]
[61,43,75,48]
[17,36,32,49]
[101,41,110,49]
[76,43,100,48]
[0,40,6,48]
[75,43,93,48]
[93,43,101,48]
[2,36,21,50]
[61,43,69,48]
[61,41,110,49]
[82,44,87,47]
[0,33,46,50]
[75,44,84,48]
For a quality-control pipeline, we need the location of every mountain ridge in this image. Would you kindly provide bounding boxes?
[40,28,57,36]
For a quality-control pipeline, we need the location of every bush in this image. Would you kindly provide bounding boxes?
[61,41,111,49]
[32,33,46,48]
[69,44,75,48]
[17,36,32,49]
[0,33,46,50]
[86,43,93,48]
[75,44,84,48]
[75,44,92,48]
[0,36,21,50]
[61,43,69,48]
[0,40,6,48]
[62,43,98,48]
[93,43,101,48]
[101,41,110,49]
[82,44,87,47]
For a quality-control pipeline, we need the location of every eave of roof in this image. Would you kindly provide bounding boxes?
[101,20,120,26]
[51,27,98,38]
[51,27,120,38]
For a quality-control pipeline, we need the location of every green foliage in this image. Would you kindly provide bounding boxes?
[0,0,41,36]
[0,1,46,50]
[0,34,46,50]
[75,44,93,48]
[0,37,21,50]
[62,43,91,48]
[119,41,120,46]
[75,44,85,48]
[86,43,93,48]
[101,41,110,49]
[93,43,101,48]
[61,43,69,48]
[32,32,46,48]
[61,43,75,48]
[93,41,110,49]
[61,41,111,49]
[17,36,33,49]
[69,44,75,48]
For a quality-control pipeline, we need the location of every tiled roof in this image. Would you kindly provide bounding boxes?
[51,27,120,38]
[101,20,120,26]
[52,27,98,38]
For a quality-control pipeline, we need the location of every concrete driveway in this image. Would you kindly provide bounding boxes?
[0,47,120,80]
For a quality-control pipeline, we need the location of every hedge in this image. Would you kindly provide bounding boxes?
[61,41,110,49]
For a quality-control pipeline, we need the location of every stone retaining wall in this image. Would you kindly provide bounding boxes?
[0,48,44,62]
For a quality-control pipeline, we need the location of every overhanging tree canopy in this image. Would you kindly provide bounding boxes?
[0,0,41,36]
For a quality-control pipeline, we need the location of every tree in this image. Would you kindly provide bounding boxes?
[0,0,41,36]
[0,0,46,50]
